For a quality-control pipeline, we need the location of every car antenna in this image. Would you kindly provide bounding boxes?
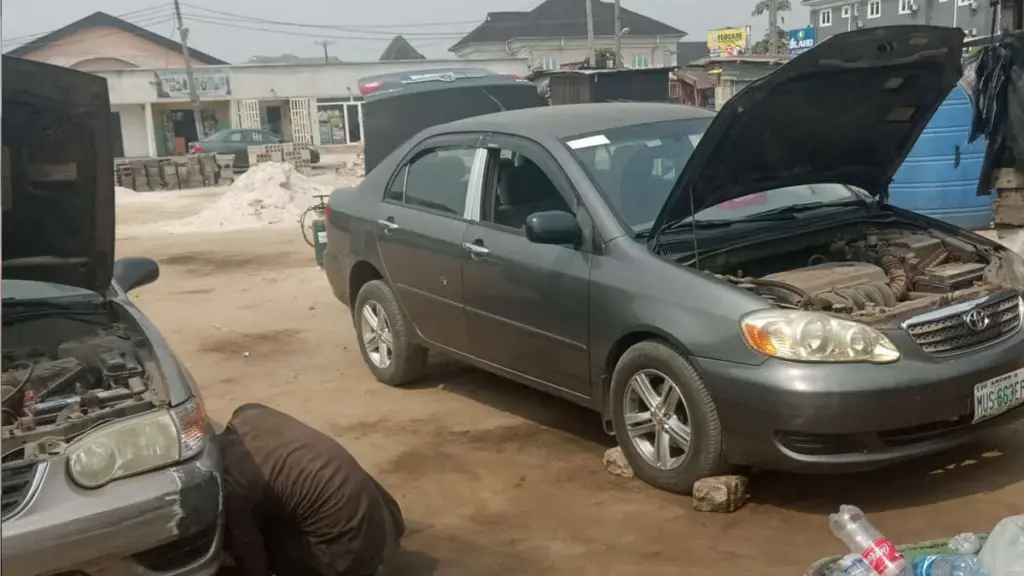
[688,185,701,270]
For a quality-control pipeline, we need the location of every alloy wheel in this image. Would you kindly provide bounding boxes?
[359,301,394,369]
[622,369,692,471]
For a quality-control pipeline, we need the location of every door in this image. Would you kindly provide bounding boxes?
[375,135,485,352]
[461,135,592,397]
[266,106,283,138]
[238,99,261,129]
[222,130,248,167]
[288,97,313,144]
[345,103,362,144]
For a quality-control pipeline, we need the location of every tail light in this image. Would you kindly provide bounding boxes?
[324,205,332,219]
[501,73,526,80]
[190,144,205,153]
[359,81,383,96]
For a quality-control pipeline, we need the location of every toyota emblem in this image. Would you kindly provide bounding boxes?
[963,309,991,332]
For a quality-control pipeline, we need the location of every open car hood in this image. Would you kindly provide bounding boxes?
[2,56,115,294]
[650,26,965,238]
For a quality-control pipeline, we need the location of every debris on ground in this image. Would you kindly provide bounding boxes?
[336,144,365,178]
[692,475,749,513]
[603,447,634,478]
[161,162,353,233]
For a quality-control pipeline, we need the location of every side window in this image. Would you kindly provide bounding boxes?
[249,131,263,144]
[226,131,244,143]
[393,146,475,216]
[263,132,280,143]
[484,148,572,231]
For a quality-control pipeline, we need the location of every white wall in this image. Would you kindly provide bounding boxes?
[94,58,530,105]
[112,103,149,157]
[454,36,684,69]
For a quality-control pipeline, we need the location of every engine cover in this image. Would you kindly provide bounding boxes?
[763,262,888,293]
[762,262,897,311]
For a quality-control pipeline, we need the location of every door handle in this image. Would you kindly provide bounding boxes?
[954,144,961,168]
[462,242,490,257]
[377,219,399,233]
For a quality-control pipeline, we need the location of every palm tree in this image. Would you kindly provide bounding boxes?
[751,0,792,21]
[751,0,792,55]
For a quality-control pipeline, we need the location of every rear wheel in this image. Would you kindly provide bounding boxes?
[353,280,427,386]
[610,340,728,494]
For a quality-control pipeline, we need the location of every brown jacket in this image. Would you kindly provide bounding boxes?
[218,403,404,576]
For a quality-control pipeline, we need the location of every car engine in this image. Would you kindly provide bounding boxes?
[1,322,161,461]
[710,226,1010,324]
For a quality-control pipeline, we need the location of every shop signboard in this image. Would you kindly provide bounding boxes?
[788,27,816,55]
[707,26,751,58]
[154,68,231,99]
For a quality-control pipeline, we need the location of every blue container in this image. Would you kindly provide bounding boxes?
[889,84,993,230]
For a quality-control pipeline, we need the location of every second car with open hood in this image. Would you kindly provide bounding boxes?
[321,26,1024,495]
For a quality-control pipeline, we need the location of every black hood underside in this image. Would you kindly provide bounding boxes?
[651,26,966,237]
[2,56,115,293]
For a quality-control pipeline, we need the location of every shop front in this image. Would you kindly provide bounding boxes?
[316,97,364,146]
[151,67,233,155]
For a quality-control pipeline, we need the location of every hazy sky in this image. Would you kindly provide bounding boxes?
[2,0,811,63]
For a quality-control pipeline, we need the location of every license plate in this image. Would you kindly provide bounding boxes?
[973,368,1024,424]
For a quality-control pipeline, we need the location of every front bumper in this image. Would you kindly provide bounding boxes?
[1,440,223,576]
[697,326,1024,472]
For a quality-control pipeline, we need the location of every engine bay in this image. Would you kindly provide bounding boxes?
[704,224,1013,324]
[1,318,164,462]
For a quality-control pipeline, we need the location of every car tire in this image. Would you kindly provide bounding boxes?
[353,280,427,387]
[610,340,728,495]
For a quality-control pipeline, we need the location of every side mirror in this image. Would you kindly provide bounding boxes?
[525,210,582,246]
[113,257,160,292]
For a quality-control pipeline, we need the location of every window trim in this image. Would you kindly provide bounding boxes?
[819,8,833,26]
[957,0,972,5]
[381,132,485,221]
[632,53,651,69]
[472,132,586,244]
[867,0,882,18]
[898,0,913,14]
[854,3,859,14]
[841,5,851,18]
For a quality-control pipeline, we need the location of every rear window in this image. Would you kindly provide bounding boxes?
[201,131,228,142]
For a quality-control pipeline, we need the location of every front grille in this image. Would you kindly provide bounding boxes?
[132,526,217,571]
[1,461,39,521]
[904,292,1022,356]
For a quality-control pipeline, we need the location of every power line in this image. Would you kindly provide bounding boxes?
[2,11,176,50]
[180,3,485,31]
[2,4,171,46]
[181,11,472,38]
[184,16,468,42]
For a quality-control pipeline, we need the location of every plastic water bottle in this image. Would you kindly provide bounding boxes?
[829,505,907,576]
[837,553,874,576]
[910,554,986,576]
[948,533,983,555]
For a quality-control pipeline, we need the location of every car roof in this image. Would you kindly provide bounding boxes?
[434,102,716,140]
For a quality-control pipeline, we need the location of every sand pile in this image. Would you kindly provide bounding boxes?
[163,162,335,233]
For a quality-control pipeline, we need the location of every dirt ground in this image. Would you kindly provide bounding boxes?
[115,189,1024,575]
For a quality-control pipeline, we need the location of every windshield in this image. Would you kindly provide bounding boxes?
[565,119,860,233]
[1,279,99,301]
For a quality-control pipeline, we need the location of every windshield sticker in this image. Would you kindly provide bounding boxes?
[567,135,611,149]
[644,139,663,147]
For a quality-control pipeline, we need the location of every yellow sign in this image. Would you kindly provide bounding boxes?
[707,26,750,58]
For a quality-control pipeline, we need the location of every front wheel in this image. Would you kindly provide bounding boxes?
[353,280,427,386]
[609,340,728,494]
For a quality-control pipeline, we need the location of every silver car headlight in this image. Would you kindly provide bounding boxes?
[67,396,207,489]
[740,309,901,364]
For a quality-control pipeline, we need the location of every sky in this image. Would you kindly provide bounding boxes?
[1,0,811,63]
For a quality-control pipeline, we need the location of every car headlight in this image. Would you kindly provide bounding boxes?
[67,396,207,489]
[740,309,900,364]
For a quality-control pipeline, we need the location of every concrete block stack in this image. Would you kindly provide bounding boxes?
[114,154,225,191]
[215,154,235,185]
[247,143,312,175]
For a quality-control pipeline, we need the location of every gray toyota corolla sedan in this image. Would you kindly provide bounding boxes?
[323,27,1024,494]
[2,57,222,574]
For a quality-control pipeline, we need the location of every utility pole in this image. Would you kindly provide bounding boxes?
[172,0,206,140]
[614,0,623,68]
[585,0,596,66]
[768,0,780,55]
[314,40,334,63]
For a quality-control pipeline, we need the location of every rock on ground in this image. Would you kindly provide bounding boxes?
[603,447,634,478]
[692,475,750,513]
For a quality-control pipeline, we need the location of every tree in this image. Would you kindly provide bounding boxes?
[750,28,790,55]
[751,0,792,55]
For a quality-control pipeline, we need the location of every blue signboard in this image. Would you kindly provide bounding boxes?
[788,27,816,55]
